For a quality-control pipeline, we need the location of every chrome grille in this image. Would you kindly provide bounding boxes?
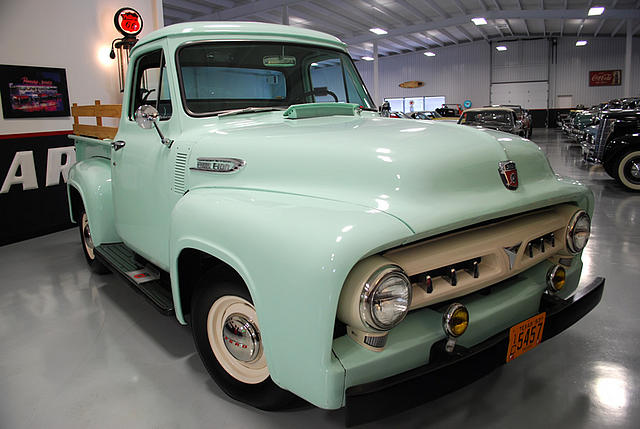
[174,152,188,194]
[593,119,614,162]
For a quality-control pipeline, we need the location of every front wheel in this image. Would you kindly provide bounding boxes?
[190,271,301,410]
[616,149,640,191]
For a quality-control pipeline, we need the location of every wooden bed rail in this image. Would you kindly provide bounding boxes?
[71,100,122,139]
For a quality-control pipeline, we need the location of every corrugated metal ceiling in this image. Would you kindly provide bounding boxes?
[161,0,640,58]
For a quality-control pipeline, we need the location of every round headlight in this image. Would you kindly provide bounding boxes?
[566,210,591,254]
[360,265,412,331]
[442,303,469,338]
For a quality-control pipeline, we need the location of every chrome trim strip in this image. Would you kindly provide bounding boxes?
[189,157,246,174]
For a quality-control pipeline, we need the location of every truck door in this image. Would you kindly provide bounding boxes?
[111,47,177,270]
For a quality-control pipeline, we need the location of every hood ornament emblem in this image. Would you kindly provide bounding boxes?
[498,160,518,190]
[504,244,521,270]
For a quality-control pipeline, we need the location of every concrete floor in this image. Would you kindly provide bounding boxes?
[1,128,638,428]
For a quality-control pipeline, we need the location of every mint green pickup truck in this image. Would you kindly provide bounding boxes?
[67,22,603,424]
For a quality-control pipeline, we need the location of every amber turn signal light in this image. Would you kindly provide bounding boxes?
[547,265,566,293]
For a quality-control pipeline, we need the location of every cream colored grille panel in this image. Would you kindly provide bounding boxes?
[382,204,578,310]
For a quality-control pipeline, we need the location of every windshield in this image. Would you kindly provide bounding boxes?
[177,42,375,116]
[460,111,513,125]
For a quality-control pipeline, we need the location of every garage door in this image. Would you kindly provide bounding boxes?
[490,82,549,109]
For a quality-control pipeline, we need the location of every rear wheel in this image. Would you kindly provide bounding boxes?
[190,271,301,410]
[79,208,109,274]
[616,150,640,191]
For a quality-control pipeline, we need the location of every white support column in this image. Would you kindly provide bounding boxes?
[154,0,165,29]
[373,41,380,105]
[624,19,632,97]
[282,5,289,25]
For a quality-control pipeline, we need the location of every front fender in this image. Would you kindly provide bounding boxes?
[67,157,119,246]
[169,188,413,409]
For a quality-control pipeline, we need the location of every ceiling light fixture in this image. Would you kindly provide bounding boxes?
[424,51,436,56]
[362,56,374,61]
[576,40,588,46]
[369,27,388,35]
[588,7,605,16]
[496,45,507,51]
[472,17,487,25]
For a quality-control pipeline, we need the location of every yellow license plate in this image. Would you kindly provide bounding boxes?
[506,312,546,363]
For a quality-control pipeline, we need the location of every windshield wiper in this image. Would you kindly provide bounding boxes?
[217,107,285,117]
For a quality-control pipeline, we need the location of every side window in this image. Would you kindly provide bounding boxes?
[130,49,172,120]
[309,58,348,103]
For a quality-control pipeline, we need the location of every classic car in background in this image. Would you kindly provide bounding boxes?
[565,111,598,142]
[410,110,443,120]
[435,103,463,117]
[457,107,527,136]
[582,109,640,191]
[485,104,533,138]
[389,111,411,119]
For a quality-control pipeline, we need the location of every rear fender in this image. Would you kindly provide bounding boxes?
[169,187,412,409]
[67,157,119,246]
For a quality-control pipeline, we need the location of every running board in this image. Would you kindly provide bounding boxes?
[94,243,175,315]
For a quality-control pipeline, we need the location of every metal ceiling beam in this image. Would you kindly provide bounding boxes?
[300,2,368,33]
[403,34,430,48]
[193,0,306,21]
[456,25,476,42]
[322,0,394,29]
[368,1,412,26]
[594,0,618,37]
[492,0,515,36]
[166,0,215,15]
[452,0,466,15]
[200,0,235,8]
[343,9,640,45]
[163,8,194,20]
[439,28,461,45]
[396,0,431,22]
[611,20,626,37]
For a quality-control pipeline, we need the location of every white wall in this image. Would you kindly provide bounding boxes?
[355,36,639,110]
[356,41,491,108]
[554,37,640,107]
[0,0,163,135]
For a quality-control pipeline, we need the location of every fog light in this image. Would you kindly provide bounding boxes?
[443,303,468,352]
[547,265,566,293]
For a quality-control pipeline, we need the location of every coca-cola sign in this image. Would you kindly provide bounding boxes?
[589,70,621,87]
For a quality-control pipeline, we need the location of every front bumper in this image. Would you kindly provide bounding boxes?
[345,276,605,426]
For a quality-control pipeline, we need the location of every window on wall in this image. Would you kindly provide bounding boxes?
[384,96,446,113]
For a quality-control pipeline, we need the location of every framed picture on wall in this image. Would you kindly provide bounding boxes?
[0,64,71,118]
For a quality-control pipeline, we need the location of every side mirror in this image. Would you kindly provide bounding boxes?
[135,104,159,129]
[135,105,173,148]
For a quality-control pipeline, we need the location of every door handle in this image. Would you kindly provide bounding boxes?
[112,140,126,151]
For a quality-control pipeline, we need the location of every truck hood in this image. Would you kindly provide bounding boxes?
[185,112,589,238]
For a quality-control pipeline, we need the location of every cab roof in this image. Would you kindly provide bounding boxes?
[134,21,347,52]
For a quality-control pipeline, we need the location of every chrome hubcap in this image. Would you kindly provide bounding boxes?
[630,161,640,179]
[222,314,261,363]
[81,214,95,259]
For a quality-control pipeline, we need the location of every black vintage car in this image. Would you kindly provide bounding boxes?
[584,110,640,191]
[457,107,527,136]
